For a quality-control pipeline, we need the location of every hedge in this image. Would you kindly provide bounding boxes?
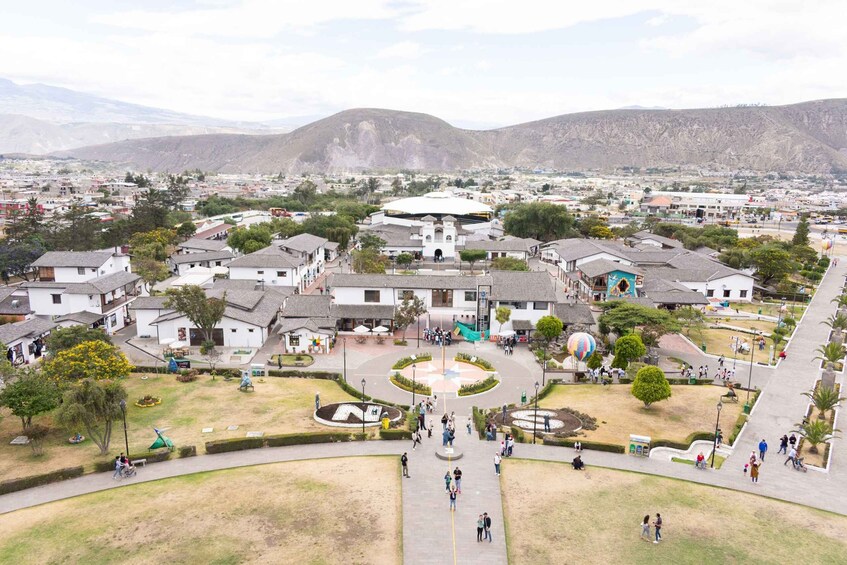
[205,437,266,454]
[179,445,197,458]
[392,354,432,370]
[509,425,526,444]
[206,431,366,454]
[335,378,405,409]
[652,431,715,450]
[266,370,339,379]
[455,352,494,371]
[93,450,176,472]
[528,381,560,404]
[542,437,626,454]
[0,466,85,496]
[380,429,413,440]
[727,413,748,446]
[390,372,432,395]
[458,376,498,396]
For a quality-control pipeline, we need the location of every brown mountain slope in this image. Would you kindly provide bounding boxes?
[58,100,847,173]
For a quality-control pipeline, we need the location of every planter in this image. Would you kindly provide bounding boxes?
[135,395,162,408]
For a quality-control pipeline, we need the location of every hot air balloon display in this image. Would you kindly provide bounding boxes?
[567,332,596,362]
[822,238,833,251]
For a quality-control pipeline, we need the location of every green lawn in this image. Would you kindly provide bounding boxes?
[672,454,725,469]
[268,353,315,366]
[502,461,847,564]
[0,457,401,565]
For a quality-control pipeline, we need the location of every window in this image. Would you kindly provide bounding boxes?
[723,289,731,298]
[248,329,254,333]
[231,329,237,333]
[431,289,453,307]
[446,235,453,242]
[257,270,264,275]
[464,291,477,302]
[77,267,85,275]
[706,289,715,298]
[290,335,300,346]
[364,290,381,303]
[51,294,62,304]
[501,301,527,309]
[740,290,748,298]
[425,235,432,242]
[398,290,414,300]
[277,271,288,277]
[534,301,549,310]
[91,268,97,273]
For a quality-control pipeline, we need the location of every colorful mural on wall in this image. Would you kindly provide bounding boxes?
[606,271,638,298]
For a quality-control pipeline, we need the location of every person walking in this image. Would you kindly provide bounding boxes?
[784,446,797,466]
[640,515,651,541]
[789,433,797,449]
[758,439,768,461]
[653,513,663,544]
[112,456,123,480]
[412,429,422,451]
[444,471,452,492]
[494,452,501,476]
[778,435,789,455]
[453,467,463,493]
[543,413,551,433]
[484,512,492,542]
[466,419,472,435]
[751,461,760,483]
[477,514,485,542]
[449,488,457,511]
[401,453,409,478]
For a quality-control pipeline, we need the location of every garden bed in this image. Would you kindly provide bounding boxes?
[268,354,315,367]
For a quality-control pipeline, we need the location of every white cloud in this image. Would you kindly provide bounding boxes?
[375,41,427,60]
[645,14,668,26]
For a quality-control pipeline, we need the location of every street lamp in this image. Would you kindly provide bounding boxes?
[731,335,738,371]
[744,331,757,414]
[777,298,786,327]
[542,358,547,387]
[411,364,417,410]
[361,378,366,436]
[119,399,130,461]
[711,400,723,468]
[342,338,347,384]
[532,381,540,444]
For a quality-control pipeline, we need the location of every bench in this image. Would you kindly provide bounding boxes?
[239,384,255,392]
[133,459,147,467]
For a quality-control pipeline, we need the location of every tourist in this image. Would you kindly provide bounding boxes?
[544,413,551,432]
[506,435,514,457]
[441,413,449,431]
[112,456,123,480]
[433,395,438,413]
[484,512,492,542]
[695,452,706,469]
[447,428,455,447]
[789,433,797,449]
[574,441,582,453]
[442,427,450,447]
[778,435,789,454]
[412,429,422,451]
[477,515,485,542]
[444,471,452,492]
[494,452,501,476]
[572,455,585,470]
[500,439,507,456]
[653,514,663,543]
[467,419,472,435]
[454,467,463,493]
[751,461,760,483]
[401,453,409,478]
[743,463,749,477]
[640,515,651,541]
[784,446,797,466]
[749,451,757,465]
[716,429,723,448]
[758,439,768,461]
[449,488,457,511]
[718,355,725,368]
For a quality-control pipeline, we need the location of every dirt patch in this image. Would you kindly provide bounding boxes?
[0,457,401,565]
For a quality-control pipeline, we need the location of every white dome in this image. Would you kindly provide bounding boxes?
[382,192,493,216]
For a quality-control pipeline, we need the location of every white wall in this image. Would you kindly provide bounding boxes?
[681,273,754,302]
[27,288,97,317]
[155,314,268,348]
[135,309,163,338]
[284,329,332,354]
[490,301,552,328]
[229,266,299,289]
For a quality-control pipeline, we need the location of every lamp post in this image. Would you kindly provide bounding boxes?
[744,331,757,414]
[411,364,417,410]
[777,298,786,327]
[361,378,366,436]
[119,399,130,461]
[542,358,547,387]
[532,381,540,444]
[342,338,347,384]
[711,400,723,468]
[731,335,738,371]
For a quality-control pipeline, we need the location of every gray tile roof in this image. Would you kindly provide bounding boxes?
[149,289,284,328]
[644,291,708,305]
[211,279,265,291]
[579,259,644,278]
[169,251,234,265]
[332,304,396,319]
[0,317,56,343]
[490,271,557,302]
[463,239,531,253]
[31,251,113,268]
[226,246,302,269]
[277,318,336,334]
[0,293,30,316]
[629,230,684,248]
[129,296,170,310]
[54,311,105,324]
[511,319,534,331]
[277,233,327,254]
[330,273,487,290]
[21,271,140,295]
[282,295,333,318]
[178,238,229,252]
[553,303,596,325]
[545,239,631,263]
[325,241,340,250]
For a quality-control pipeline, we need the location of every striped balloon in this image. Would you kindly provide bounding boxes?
[822,238,833,251]
[567,332,596,362]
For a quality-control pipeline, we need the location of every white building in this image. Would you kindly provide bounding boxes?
[227,233,328,292]
[0,317,55,365]
[167,250,234,276]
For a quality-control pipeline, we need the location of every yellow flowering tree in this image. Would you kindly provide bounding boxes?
[43,340,133,383]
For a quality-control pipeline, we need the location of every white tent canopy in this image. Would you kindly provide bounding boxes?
[372,325,389,333]
[353,325,371,334]
[498,330,516,337]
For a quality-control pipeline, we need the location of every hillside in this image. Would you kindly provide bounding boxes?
[57,100,847,173]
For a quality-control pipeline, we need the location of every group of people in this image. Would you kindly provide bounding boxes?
[778,433,807,470]
[586,366,623,384]
[499,434,515,458]
[499,335,517,355]
[444,466,463,510]
[639,513,664,544]
[423,327,453,346]
[441,412,458,447]
[112,453,135,479]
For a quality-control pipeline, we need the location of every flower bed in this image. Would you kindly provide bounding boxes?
[455,352,495,371]
[135,395,162,408]
[392,353,432,370]
[390,372,432,395]
[458,375,498,396]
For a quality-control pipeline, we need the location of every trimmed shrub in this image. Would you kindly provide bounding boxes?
[0,466,85,495]
[472,406,488,439]
[392,354,433,370]
[727,413,748,446]
[266,370,339,379]
[179,445,197,458]
[393,339,408,346]
[652,431,716,450]
[176,369,199,383]
[390,372,432,395]
[265,432,358,447]
[509,425,526,443]
[458,376,498,396]
[455,352,494,370]
[379,429,413,440]
[542,437,626,454]
[205,437,266,454]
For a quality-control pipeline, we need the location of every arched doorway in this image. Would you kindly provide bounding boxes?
[434,249,443,262]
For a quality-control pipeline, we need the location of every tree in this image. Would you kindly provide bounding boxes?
[56,379,127,455]
[351,248,387,273]
[394,296,427,340]
[533,315,563,364]
[490,257,529,271]
[164,285,227,344]
[176,222,197,239]
[802,387,846,420]
[396,253,413,269]
[631,365,672,407]
[503,203,578,241]
[135,256,171,293]
[4,197,46,243]
[814,342,846,366]
[129,228,178,261]
[45,326,112,356]
[0,237,45,282]
[612,334,647,369]
[748,245,795,286]
[793,420,840,454]
[586,351,603,370]
[200,340,223,376]
[599,302,680,336]
[0,374,61,432]
[358,233,386,251]
[832,294,847,309]
[495,306,512,334]
[460,249,487,272]
[390,178,404,195]
[675,307,706,339]
[792,215,810,247]
[823,314,847,331]
[589,225,615,240]
[293,180,318,206]
[43,340,132,383]
[27,423,50,457]
[227,225,273,254]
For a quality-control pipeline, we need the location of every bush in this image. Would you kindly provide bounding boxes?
[472,406,488,439]
[178,445,197,458]
[176,369,199,383]
[390,372,432,395]
[205,437,266,454]
[727,413,749,446]
[819,256,831,268]
[392,354,433,370]
[393,339,408,346]
[455,352,494,370]
[509,426,526,443]
[379,429,413,440]
[542,437,626,453]
[266,370,339,379]
[631,365,672,407]
[0,466,85,495]
[265,432,360,447]
[459,376,499,396]
[652,431,715,450]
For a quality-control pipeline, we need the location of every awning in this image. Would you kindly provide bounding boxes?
[512,320,534,331]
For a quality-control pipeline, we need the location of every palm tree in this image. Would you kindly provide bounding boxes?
[822,314,847,331]
[814,342,847,367]
[802,387,846,420]
[793,420,840,454]
[831,294,847,309]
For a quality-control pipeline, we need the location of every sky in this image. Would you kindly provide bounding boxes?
[1,0,845,128]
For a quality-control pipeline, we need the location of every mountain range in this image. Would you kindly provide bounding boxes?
[55,99,847,174]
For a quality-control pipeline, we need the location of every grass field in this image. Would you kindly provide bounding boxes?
[0,374,358,481]
[0,457,401,565]
[698,327,777,365]
[539,385,744,447]
[502,461,847,564]
[706,318,784,334]
[732,301,807,318]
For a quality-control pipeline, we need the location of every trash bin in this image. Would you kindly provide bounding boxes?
[689,375,697,385]
[700,343,707,352]
[758,308,762,315]
[521,391,527,404]
[381,416,390,429]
